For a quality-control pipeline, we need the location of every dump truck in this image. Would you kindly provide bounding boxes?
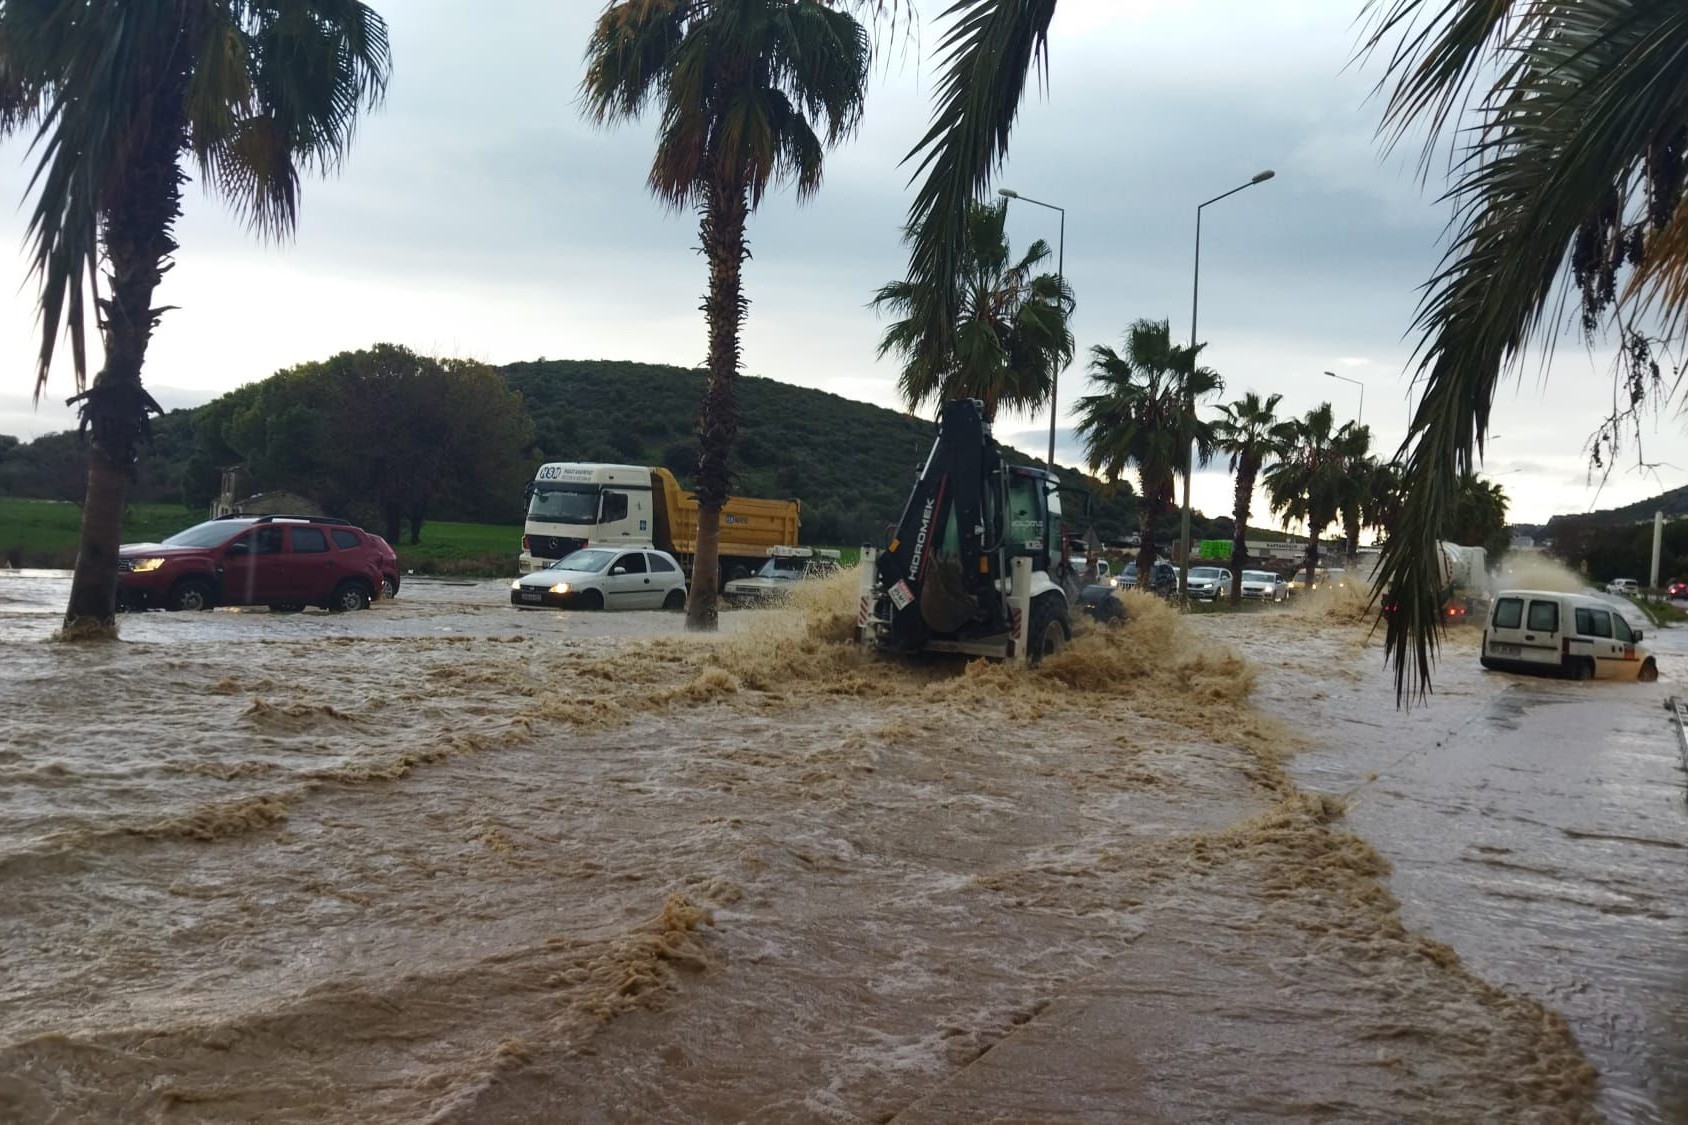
[858,399,1078,665]
[519,462,801,584]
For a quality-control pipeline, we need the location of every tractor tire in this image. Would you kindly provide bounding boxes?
[328,580,372,613]
[1027,595,1071,667]
[168,578,215,612]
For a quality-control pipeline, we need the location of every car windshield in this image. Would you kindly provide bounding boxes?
[1243,571,1276,582]
[1190,568,1224,579]
[161,520,247,548]
[756,558,806,580]
[550,548,616,573]
[528,485,600,525]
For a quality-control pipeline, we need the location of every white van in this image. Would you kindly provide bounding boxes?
[1480,589,1658,682]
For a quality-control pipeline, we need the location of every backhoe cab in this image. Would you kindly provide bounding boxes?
[858,398,1074,665]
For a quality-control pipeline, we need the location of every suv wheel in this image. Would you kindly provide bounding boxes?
[379,576,397,600]
[168,578,215,612]
[328,580,371,613]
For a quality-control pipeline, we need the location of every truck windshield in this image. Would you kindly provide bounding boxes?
[528,485,600,525]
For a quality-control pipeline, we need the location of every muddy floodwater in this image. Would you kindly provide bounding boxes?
[2,571,1684,1122]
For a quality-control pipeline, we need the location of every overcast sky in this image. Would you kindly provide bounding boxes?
[4,0,1684,526]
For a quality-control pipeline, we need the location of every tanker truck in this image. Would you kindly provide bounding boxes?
[1437,541,1490,622]
[519,463,801,585]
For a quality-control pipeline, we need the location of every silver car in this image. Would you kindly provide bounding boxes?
[1184,566,1232,601]
[1239,569,1288,602]
[510,547,687,611]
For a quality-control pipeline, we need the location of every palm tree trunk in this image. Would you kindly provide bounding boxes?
[62,76,187,636]
[1135,469,1158,579]
[1304,521,1319,590]
[1228,459,1256,606]
[686,177,750,632]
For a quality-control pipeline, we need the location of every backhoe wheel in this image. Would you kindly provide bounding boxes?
[1027,595,1071,667]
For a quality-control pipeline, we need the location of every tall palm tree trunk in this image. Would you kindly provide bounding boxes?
[1228,458,1257,606]
[1303,524,1319,590]
[686,178,750,632]
[63,72,187,635]
[1134,469,1161,579]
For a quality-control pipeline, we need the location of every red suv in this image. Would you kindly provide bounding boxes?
[118,515,400,613]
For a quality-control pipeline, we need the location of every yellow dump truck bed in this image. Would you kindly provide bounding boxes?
[650,467,801,561]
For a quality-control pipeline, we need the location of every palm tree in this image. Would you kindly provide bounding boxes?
[582,0,870,632]
[1073,319,1221,578]
[872,198,1073,421]
[1363,459,1405,545]
[1263,404,1346,589]
[1332,424,1374,560]
[1213,391,1294,605]
[1445,471,1510,559]
[1360,0,1688,695]
[1,1,391,635]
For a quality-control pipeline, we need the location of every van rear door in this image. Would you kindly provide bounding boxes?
[1486,595,1551,666]
[1513,596,1564,668]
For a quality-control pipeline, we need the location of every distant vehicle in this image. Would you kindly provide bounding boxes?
[510,547,686,611]
[1606,578,1641,596]
[1184,566,1232,601]
[117,514,394,614]
[1078,582,1127,623]
[723,546,843,605]
[519,462,800,585]
[1121,560,1178,596]
[1239,570,1288,602]
[1667,579,1687,599]
[1481,589,1657,682]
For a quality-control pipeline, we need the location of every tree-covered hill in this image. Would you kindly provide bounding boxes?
[2,354,1194,546]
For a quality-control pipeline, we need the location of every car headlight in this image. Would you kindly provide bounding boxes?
[511,580,523,590]
[549,582,572,595]
[129,557,166,573]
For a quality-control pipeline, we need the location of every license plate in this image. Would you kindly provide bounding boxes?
[520,590,544,603]
[1490,643,1520,657]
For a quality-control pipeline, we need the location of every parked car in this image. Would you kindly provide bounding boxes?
[510,546,686,610]
[117,514,395,613]
[1239,570,1289,602]
[1480,589,1657,681]
[1606,577,1641,596]
[1120,561,1178,596]
[1184,566,1232,601]
[1667,578,1688,599]
[722,546,842,605]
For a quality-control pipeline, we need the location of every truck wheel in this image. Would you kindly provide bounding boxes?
[663,589,686,611]
[168,578,215,612]
[1027,595,1071,667]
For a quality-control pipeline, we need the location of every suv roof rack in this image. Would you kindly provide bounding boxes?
[247,513,353,526]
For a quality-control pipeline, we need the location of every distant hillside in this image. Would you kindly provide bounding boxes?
[1545,483,1688,533]
[1,356,1253,546]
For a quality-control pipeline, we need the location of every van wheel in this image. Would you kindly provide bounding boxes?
[328,580,371,613]
[1567,657,1595,682]
[168,578,215,612]
[663,589,686,611]
[1027,595,1071,667]
[1639,658,1659,683]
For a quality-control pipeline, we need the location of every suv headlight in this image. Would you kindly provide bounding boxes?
[129,557,166,573]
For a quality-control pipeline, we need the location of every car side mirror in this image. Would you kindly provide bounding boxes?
[611,567,626,576]
[227,541,249,556]
[1635,630,1644,642]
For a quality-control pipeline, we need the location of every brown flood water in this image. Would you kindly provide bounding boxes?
[0,571,1675,1121]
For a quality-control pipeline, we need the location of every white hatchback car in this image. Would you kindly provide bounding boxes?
[1480,589,1658,681]
[510,546,687,611]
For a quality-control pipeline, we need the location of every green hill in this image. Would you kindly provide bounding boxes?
[1,356,1199,547]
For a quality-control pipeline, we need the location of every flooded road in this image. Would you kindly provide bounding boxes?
[1248,606,1688,1124]
[0,570,1669,1121]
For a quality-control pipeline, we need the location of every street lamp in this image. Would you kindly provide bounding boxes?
[1178,169,1275,603]
[997,187,1065,473]
[1325,370,1364,426]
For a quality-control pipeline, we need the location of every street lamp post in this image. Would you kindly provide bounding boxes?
[997,188,1065,473]
[1325,370,1364,426]
[1178,169,1275,603]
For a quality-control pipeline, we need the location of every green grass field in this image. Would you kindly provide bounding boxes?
[2,498,857,576]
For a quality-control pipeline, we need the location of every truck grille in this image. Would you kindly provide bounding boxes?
[531,536,586,560]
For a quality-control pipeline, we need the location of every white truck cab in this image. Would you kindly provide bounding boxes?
[520,463,654,573]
